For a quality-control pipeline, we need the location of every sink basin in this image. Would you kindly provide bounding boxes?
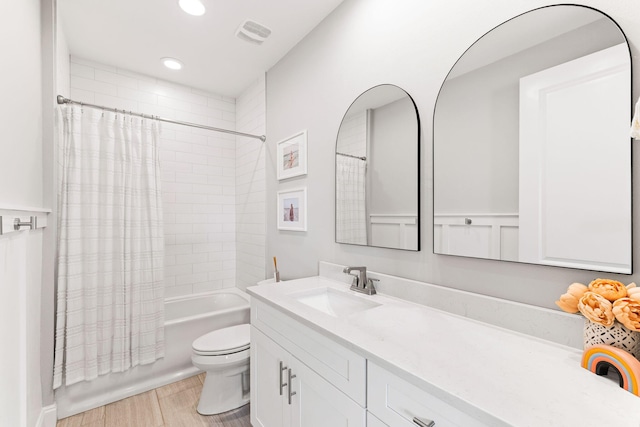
[289,287,381,317]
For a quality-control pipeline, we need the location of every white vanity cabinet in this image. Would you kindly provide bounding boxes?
[250,300,367,427]
[248,275,640,427]
[250,298,490,427]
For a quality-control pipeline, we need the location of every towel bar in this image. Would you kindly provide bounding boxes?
[0,214,46,236]
[14,216,37,231]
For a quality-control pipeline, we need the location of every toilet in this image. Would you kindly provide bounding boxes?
[191,323,251,415]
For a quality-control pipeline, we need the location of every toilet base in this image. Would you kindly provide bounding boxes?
[191,349,251,416]
[197,367,250,415]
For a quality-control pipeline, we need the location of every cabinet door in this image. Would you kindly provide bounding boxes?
[289,356,366,427]
[251,326,290,427]
[252,300,367,405]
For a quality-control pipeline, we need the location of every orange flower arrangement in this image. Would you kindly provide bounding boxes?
[613,298,640,332]
[556,279,640,331]
[577,292,614,327]
[588,278,628,301]
[555,282,588,313]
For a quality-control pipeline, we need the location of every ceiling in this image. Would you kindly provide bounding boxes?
[59,0,345,97]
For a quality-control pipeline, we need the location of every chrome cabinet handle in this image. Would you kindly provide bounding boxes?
[288,368,296,405]
[279,361,288,395]
[413,417,435,427]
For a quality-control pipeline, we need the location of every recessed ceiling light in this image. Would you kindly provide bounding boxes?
[161,57,183,70]
[178,0,205,16]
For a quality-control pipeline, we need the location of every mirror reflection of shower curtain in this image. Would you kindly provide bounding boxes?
[53,106,165,388]
[336,155,367,245]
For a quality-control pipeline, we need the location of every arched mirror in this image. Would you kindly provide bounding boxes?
[335,84,420,250]
[433,5,631,273]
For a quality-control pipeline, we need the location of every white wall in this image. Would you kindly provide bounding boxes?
[0,1,46,426]
[40,0,59,414]
[265,0,640,309]
[0,231,44,427]
[0,0,43,208]
[68,57,238,297]
[235,76,267,291]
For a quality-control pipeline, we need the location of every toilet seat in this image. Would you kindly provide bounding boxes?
[192,323,250,356]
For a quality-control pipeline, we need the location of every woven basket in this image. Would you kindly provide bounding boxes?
[583,319,640,360]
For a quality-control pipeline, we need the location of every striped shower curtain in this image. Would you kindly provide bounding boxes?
[53,106,165,388]
[336,155,367,245]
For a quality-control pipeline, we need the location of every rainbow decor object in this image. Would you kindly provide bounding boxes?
[582,344,640,396]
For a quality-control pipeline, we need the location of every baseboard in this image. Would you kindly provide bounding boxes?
[36,404,56,427]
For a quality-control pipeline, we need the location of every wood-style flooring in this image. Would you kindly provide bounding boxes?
[56,373,251,427]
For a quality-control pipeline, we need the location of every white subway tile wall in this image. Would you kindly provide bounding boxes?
[235,76,267,291]
[68,57,266,297]
[336,110,367,157]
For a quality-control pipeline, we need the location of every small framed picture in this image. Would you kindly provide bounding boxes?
[277,187,307,231]
[276,130,307,180]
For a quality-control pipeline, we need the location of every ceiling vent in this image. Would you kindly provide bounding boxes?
[235,20,272,45]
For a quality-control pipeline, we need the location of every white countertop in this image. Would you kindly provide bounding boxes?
[247,276,640,427]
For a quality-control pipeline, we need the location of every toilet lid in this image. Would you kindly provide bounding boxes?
[192,324,250,355]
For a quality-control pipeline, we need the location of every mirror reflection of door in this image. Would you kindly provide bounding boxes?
[433,5,631,273]
[335,85,420,251]
[519,43,630,272]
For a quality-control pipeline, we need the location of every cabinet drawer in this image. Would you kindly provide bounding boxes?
[368,363,488,427]
[252,300,367,406]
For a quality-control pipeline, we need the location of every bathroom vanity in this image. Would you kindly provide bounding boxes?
[248,267,640,427]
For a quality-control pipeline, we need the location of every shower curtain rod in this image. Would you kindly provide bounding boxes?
[336,152,366,161]
[56,95,266,142]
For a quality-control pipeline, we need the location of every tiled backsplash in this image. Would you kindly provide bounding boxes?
[69,57,265,297]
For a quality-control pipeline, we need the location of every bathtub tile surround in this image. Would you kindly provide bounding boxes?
[68,57,266,299]
[69,56,236,297]
[56,374,251,427]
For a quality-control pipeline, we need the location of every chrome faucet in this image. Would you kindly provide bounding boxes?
[343,266,377,295]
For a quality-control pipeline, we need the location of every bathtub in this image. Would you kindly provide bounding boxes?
[55,288,250,419]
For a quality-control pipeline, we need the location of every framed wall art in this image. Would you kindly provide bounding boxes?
[276,130,307,180]
[277,187,307,231]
